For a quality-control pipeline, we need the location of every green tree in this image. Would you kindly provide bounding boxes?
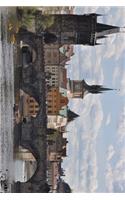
[16,7,37,29]
[37,15,55,31]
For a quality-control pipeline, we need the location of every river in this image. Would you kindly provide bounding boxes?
[0,7,25,193]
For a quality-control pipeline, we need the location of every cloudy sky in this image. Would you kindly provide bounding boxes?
[62,7,125,193]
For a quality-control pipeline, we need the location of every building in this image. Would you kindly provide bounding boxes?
[47,87,69,115]
[47,107,79,130]
[42,13,121,46]
[47,113,67,130]
[67,78,114,99]
[47,130,68,161]
[47,130,68,191]
[46,86,79,129]
[45,65,67,88]
[59,44,74,58]
[47,161,60,192]
[44,43,71,66]
[21,91,39,118]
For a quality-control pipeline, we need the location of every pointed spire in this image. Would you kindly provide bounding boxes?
[96,23,120,38]
[82,79,115,94]
[67,109,79,122]
[88,85,114,94]
[96,23,120,32]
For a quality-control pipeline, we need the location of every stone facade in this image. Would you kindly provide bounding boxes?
[20,91,39,118]
[47,87,68,115]
[44,43,70,66]
[45,65,67,88]
[47,114,67,130]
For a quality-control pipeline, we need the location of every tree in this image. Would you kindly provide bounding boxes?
[16,7,37,29]
[36,15,55,31]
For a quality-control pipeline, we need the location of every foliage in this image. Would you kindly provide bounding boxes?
[7,7,55,44]
[48,130,59,141]
[17,7,55,31]
[37,15,55,31]
[17,7,37,29]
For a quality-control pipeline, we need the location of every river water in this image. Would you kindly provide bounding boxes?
[0,8,15,192]
[0,8,27,193]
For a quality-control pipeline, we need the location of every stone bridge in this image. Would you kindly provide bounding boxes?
[17,28,46,104]
[13,29,50,192]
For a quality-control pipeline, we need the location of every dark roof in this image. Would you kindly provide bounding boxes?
[56,180,71,193]
[82,79,114,94]
[67,109,79,122]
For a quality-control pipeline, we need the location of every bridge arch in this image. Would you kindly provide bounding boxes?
[14,147,37,183]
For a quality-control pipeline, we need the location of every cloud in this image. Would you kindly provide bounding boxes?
[120,70,125,96]
[64,94,103,192]
[112,66,125,96]
[103,34,125,61]
[105,105,125,192]
[105,163,114,192]
[105,113,111,126]
[64,7,125,192]
[105,146,125,192]
[117,106,125,142]
[112,66,122,85]
[107,145,115,161]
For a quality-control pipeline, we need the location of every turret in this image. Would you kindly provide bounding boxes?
[67,78,114,99]
[39,13,122,46]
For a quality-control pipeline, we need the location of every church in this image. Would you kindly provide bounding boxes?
[42,13,121,45]
[67,78,114,99]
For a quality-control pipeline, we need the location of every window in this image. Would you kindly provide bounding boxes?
[75,83,81,90]
[48,105,52,108]
[48,100,52,103]
[53,52,58,57]
[48,60,51,64]
[30,110,34,114]
[47,52,51,57]
[61,99,65,103]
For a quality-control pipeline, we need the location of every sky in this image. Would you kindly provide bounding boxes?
[62,6,125,193]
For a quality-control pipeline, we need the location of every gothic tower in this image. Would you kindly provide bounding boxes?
[42,13,121,45]
[67,78,114,98]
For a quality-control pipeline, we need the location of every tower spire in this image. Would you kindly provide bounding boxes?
[82,79,114,94]
[67,78,115,99]
[96,23,120,39]
[40,13,122,46]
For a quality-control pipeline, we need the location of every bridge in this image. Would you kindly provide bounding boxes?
[13,29,50,192]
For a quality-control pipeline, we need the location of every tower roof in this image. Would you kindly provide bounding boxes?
[67,109,79,122]
[56,179,71,193]
[82,79,114,94]
[96,23,120,39]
